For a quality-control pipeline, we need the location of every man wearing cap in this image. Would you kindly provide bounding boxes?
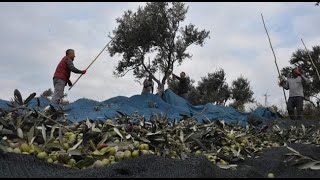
[279,67,311,120]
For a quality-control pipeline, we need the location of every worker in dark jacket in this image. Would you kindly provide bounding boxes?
[279,67,310,120]
[51,49,86,104]
[172,72,189,100]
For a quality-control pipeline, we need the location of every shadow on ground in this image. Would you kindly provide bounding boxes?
[1,143,320,178]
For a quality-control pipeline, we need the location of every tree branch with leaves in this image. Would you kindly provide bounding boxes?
[108,2,210,96]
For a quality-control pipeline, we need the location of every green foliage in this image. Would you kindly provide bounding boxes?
[303,102,320,120]
[108,2,210,91]
[230,76,254,109]
[167,76,192,94]
[167,76,202,105]
[41,88,53,98]
[197,68,231,105]
[187,86,203,105]
[167,68,254,108]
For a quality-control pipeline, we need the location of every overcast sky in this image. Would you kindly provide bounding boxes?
[0,2,319,110]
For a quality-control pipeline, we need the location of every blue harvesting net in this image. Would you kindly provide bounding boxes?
[0,89,278,126]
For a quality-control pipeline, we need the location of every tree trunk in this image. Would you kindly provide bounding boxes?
[156,83,165,97]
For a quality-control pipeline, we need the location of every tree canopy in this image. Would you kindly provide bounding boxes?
[108,2,210,95]
[197,68,231,105]
[230,76,254,110]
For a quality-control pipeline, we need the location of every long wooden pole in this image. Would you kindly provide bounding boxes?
[261,13,288,104]
[301,38,320,81]
[68,37,114,91]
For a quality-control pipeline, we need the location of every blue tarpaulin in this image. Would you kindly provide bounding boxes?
[0,89,278,126]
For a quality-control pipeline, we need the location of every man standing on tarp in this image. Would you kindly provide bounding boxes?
[141,75,154,95]
[172,72,189,100]
[51,49,87,104]
[279,67,310,120]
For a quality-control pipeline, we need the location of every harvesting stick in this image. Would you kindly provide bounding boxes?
[301,38,320,81]
[68,37,114,91]
[261,13,288,104]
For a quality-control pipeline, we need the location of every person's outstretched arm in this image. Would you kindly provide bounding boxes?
[300,74,311,84]
[66,59,83,74]
[172,74,181,81]
[295,68,311,83]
